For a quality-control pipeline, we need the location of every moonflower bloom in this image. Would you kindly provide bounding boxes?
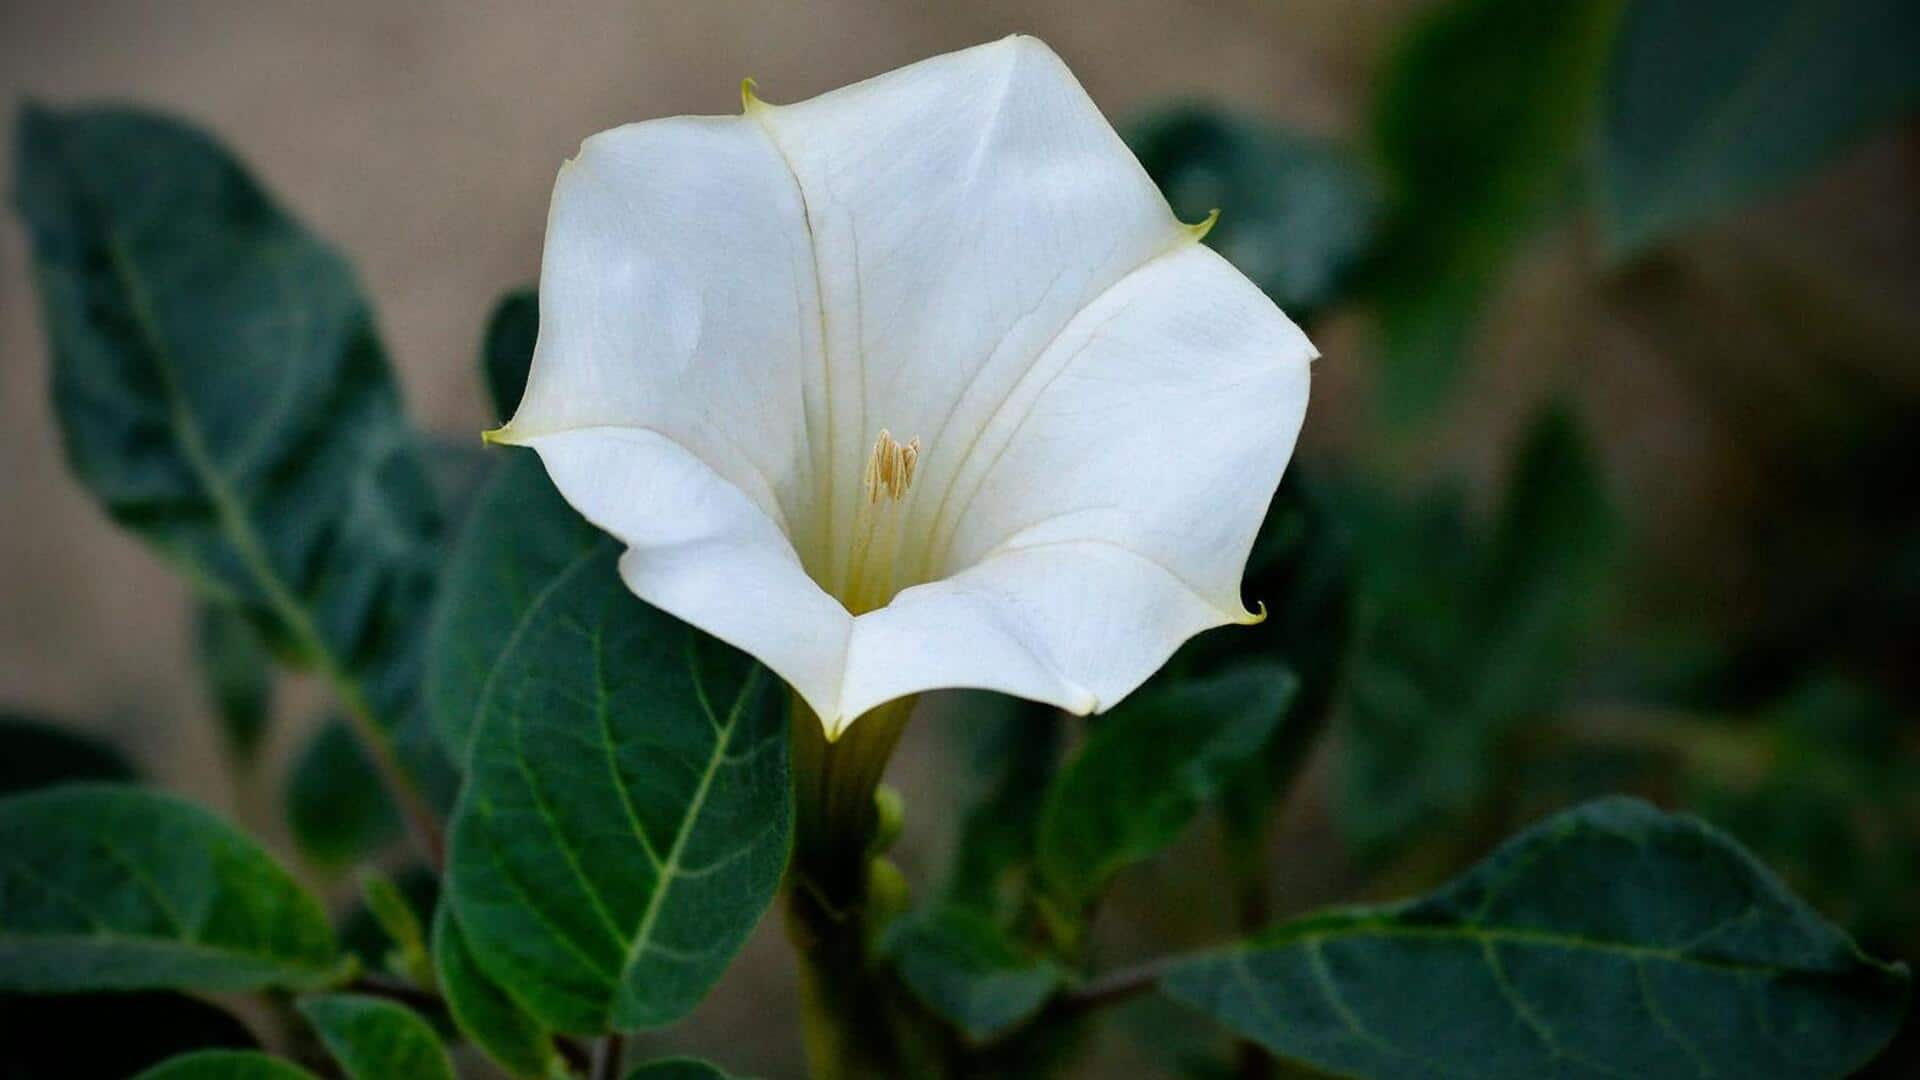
[493,36,1314,738]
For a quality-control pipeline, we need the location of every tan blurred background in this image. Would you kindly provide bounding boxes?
[4,2,1917,1075]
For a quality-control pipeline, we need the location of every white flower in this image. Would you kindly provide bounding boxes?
[493,36,1314,738]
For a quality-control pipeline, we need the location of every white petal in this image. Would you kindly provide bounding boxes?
[836,243,1314,726]
[500,114,827,560]
[520,429,854,723]
[749,35,1188,589]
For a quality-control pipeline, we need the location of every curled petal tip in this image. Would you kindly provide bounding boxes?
[741,77,764,113]
[481,425,520,447]
[1240,599,1269,626]
[1185,208,1221,242]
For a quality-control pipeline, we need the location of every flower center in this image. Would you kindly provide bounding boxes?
[841,429,920,614]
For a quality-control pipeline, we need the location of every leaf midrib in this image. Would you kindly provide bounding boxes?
[1230,919,1883,980]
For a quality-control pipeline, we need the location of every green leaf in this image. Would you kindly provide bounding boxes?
[1128,105,1377,320]
[426,453,603,761]
[357,868,431,986]
[941,693,1062,920]
[133,1050,319,1080]
[625,1059,735,1080]
[1602,0,1920,255]
[13,103,441,747]
[1161,797,1910,1079]
[1341,405,1615,858]
[431,900,559,1079]
[340,865,437,974]
[299,994,454,1080]
[196,604,274,763]
[285,717,401,870]
[445,536,791,1034]
[1369,0,1622,423]
[882,905,1065,1042]
[483,288,538,422]
[1037,665,1297,908]
[0,784,342,992]
[0,990,257,1079]
[0,710,135,796]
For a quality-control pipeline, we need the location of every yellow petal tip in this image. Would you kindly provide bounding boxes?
[480,425,518,447]
[1239,600,1268,626]
[1185,208,1221,242]
[741,77,764,113]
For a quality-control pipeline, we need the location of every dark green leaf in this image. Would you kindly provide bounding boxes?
[882,905,1065,1042]
[299,994,453,1080]
[1369,0,1622,422]
[196,604,274,763]
[426,452,602,761]
[483,288,538,422]
[340,865,437,974]
[133,1050,319,1080]
[445,540,790,1034]
[1162,798,1909,1079]
[1128,105,1377,320]
[13,103,440,746]
[356,868,431,985]
[0,990,257,1079]
[1602,0,1920,255]
[431,900,558,1079]
[625,1059,735,1080]
[1341,406,1615,858]
[286,717,400,870]
[942,693,1062,920]
[1037,665,1297,907]
[0,784,342,992]
[0,710,135,796]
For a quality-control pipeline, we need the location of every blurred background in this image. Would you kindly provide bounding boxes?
[3,0,1916,1075]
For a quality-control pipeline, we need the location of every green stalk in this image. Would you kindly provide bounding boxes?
[784,695,916,1079]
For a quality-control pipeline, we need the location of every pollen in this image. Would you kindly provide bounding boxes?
[863,429,920,504]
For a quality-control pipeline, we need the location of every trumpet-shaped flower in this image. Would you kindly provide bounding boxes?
[494,36,1315,738]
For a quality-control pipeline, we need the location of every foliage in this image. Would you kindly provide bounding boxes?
[1162,799,1909,1078]
[8,0,1919,1071]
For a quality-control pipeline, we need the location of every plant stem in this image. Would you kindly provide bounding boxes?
[591,1033,625,1080]
[784,696,917,1078]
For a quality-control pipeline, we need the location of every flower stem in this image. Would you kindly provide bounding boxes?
[784,695,916,1078]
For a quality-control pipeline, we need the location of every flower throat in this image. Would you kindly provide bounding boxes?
[840,429,920,615]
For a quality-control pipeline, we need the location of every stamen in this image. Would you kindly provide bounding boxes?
[844,430,922,614]
[863,429,920,504]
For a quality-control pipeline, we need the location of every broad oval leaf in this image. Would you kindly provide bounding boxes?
[882,905,1064,1042]
[431,901,558,1079]
[298,993,453,1080]
[1602,0,1920,255]
[1162,797,1910,1079]
[133,1050,319,1080]
[426,453,603,761]
[12,103,440,740]
[0,711,135,796]
[446,527,790,1034]
[1129,105,1377,321]
[0,784,342,993]
[1037,665,1296,908]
